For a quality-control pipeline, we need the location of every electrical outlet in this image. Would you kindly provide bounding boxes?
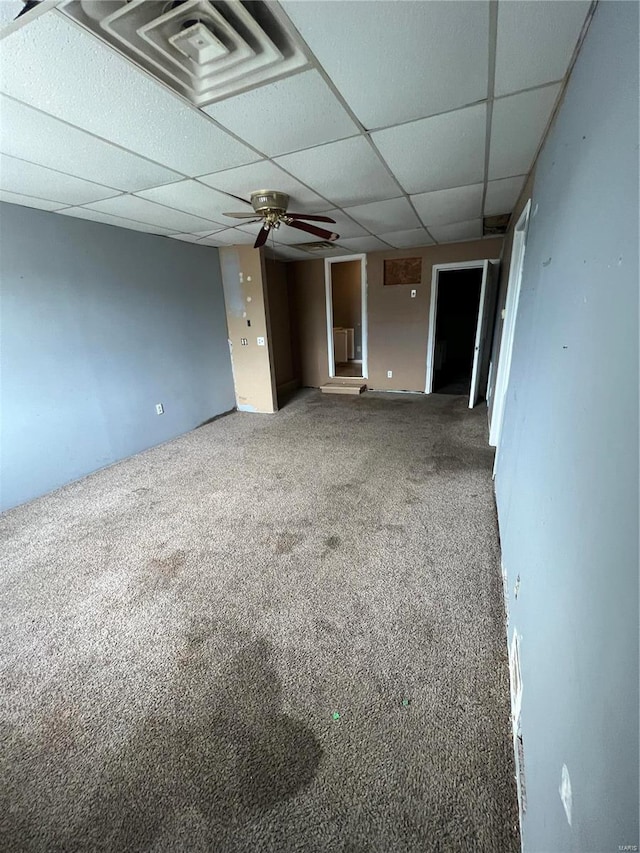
[155,403,164,415]
[257,336,265,346]
[387,370,393,379]
[410,289,417,298]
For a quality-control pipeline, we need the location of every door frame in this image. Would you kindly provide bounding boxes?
[489,200,532,449]
[425,259,498,396]
[324,254,368,379]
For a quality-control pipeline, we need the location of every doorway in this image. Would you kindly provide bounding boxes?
[325,255,367,379]
[426,260,500,407]
[432,268,483,395]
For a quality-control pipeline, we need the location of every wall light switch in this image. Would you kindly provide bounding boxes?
[155,403,164,415]
[240,338,248,346]
[410,289,417,298]
[257,336,265,346]
[387,370,393,379]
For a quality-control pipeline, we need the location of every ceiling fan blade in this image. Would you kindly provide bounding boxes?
[254,224,271,249]
[286,213,337,223]
[216,189,253,206]
[224,211,261,219]
[285,219,339,241]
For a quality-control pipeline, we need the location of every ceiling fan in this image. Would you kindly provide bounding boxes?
[222,190,339,249]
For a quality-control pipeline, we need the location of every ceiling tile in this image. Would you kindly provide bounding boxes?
[279,1,489,128]
[0,95,180,192]
[135,180,242,227]
[83,196,220,233]
[495,1,590,96]
[266,246,314,261]
[0,153,121,206]
[275,137,401,207]
[197,161,331,211]
[197,229,257,246]
[343,197,421,234]
[377,229,435,248]
[203,70,358,157]
[411,183,483,227]
[0,11,259,176]
[372,103,487,194]
[429,219,483,243]
[167,232,220,243]
[336,236,392,253]
[321,211,368,239]
[484,175,526,216]
[0,190,66,212]
[57,207,176,236]
[489,84,561,180]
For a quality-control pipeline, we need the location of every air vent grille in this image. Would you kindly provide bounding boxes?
[59,0,310,106]
[483,213,511,236]
[295,241,342,253]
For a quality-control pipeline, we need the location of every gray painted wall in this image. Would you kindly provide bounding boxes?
[0,203,235,511]
[494,3,639,851]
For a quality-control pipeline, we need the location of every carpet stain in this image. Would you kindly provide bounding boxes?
[274,532,302,555]
[324,534,341,550]
[148,548,187,578]
[4,637,322,852]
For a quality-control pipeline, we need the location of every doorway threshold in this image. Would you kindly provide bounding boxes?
[320,379,367,395]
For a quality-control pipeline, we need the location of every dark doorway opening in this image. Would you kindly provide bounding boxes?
[433,268,483,395]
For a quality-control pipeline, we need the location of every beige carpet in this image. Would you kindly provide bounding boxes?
[0,390,519,852]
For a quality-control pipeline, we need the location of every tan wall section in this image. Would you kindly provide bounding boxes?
[289,259,330,388]
[264,259,297,390]
[219,246,277,413]
[290,239,503,392]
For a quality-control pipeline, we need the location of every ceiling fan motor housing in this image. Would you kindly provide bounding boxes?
[250,190,289,215]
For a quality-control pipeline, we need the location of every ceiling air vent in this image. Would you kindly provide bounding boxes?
[58,0,310,107]
[295,241,342,253]
[483,213,511,236]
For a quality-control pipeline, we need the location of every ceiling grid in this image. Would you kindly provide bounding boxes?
[0,0,592,258]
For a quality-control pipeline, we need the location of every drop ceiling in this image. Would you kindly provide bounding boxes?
[0,0,591,260]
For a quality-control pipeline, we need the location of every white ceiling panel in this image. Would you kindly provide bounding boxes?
[0,190,66,212]
[343,197,421,234]
[57,207,176,236]
[495,1,590,97]
[135,180,243,227]
[197,160,330,211]
[275,137,401,207]
[197,228,257,246]
[489,84,560,180]
[484,175,526,216]
[411,183,483,227]
[429,219,483,244]
[377,229,435,249]
[0,95,180,191]
[204,70,358,157]
[0,153,120,206]
[336,236,392,253]
[167,232,221,243]
[83,196,220,233]
[267,246,315,261]
[279,1,489,129]
[321,211,368,239]
[0,11,259,176]
[372,103,487,194]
